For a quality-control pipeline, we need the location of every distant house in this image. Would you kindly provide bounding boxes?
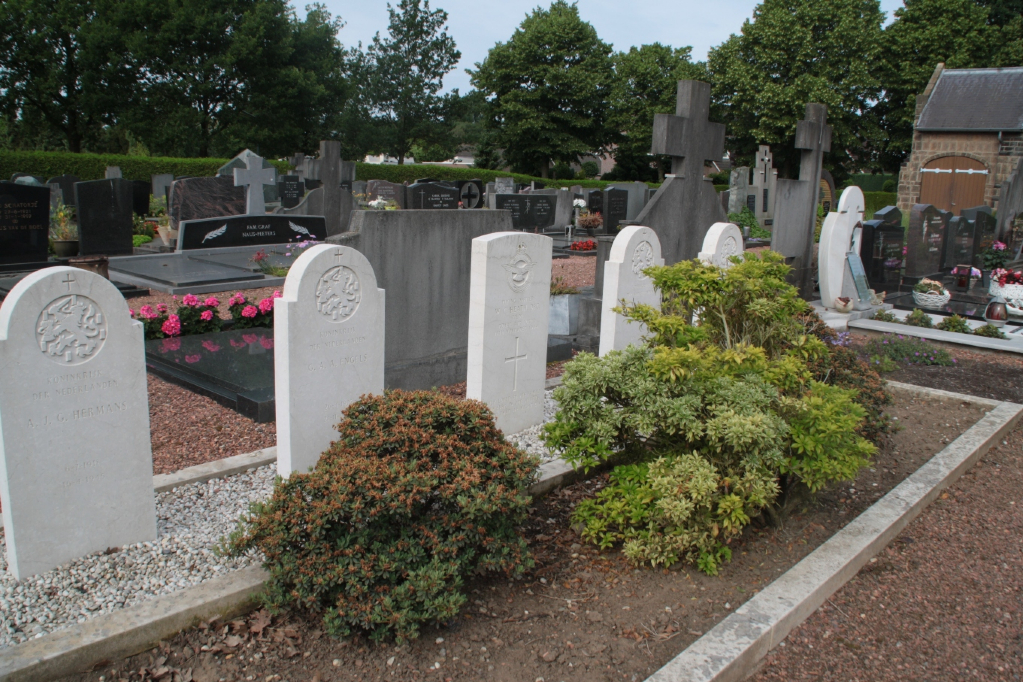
[897,63,1023,215]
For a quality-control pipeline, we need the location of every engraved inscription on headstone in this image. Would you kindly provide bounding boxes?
[0,182,50,265]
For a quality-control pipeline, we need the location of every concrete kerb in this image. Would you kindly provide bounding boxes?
[644,386,1023,682]
[0,377,573,681]
[849,318,1023,355]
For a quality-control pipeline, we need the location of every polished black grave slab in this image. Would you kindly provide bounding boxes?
[887,291,993,321]
[110,254,266,287]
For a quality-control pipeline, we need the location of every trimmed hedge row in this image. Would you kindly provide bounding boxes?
[848,173,896,192]
[863,191,898,220]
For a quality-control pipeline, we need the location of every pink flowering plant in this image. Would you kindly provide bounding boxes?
[174,294,223,335]
[981,241,1010,270]
[228,290,282,329]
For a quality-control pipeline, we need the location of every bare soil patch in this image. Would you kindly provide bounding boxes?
[61,393,989,682]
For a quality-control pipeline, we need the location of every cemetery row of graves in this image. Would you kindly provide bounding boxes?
[0,82,1021,681]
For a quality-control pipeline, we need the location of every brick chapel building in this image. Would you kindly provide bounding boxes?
[897,64,1023,215]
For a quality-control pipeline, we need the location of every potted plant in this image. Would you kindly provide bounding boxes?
[834,296,853,314]
[990,268,1023,316]
[912,278,951,308]
[577,211,603,237]
[980,241,1009,288]
[49,200,79,258]
[549,276,580,335]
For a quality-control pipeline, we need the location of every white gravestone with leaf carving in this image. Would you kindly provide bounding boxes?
[698,222,744,269]
[599,226,664,356]
[819,186,868,310]
[275,244,385,477]
[466,232,552,434]
[0,267,156,580]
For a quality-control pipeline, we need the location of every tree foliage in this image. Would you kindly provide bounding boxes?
[470,0,615,177]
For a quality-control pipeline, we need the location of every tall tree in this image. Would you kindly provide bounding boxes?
[871,0,997,171]
[607,43,708,182]
[366,0,460,165]
[708,0,885,181]
[470,0,614,177]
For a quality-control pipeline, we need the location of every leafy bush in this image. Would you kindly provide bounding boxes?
[132,234,152,247]
[881,179,896,193]
[552,162,576,180]
[132,293,224,339]
[863,334,954,367]
[727,206,771,239]
[228,291,279,329]
[580,161,600,178]
[904,308,934,327]
[974,324,1008,339]
[936,314,972,334]
[229,390,537,642]
[872,309,898,322]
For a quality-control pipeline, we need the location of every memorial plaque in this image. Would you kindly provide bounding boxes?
[0,183,49,266]
[177,214,327,250]
[494,177,515,195]
[408,182,459,209]
[746,194,756,213]
[278,175,304,209]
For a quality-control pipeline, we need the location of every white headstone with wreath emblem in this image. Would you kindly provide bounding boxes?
[466,232,552,434]
[0,266,156,580]
[698,222,744,269]
[275,244,385,477]
[599,226,664,356]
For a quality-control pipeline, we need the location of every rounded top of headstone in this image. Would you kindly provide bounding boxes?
[835,186,865,216]
[280,243,380,323]
[609,225,662,265]
[699,222,744,269]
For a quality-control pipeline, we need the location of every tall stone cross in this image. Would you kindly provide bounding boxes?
[754,146,774,185]
[319,140,342,236]
[651,80,726,180]
[233,154,275,215]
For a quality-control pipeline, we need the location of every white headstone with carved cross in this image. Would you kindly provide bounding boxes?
[275,244,385,477]
[599,226,664,356]
[466,232,552,434]
[234,153,276,216]
[698,222,744,269]
[0,266,156,580]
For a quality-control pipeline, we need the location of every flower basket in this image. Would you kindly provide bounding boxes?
[912,290,951,308]
[990,281,1023,303]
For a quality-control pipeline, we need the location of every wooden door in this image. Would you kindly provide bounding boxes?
[919,156,988,215]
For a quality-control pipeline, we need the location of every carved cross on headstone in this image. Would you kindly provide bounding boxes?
[233,154,275,216]
[754,145,774,184]
[651,81,726,180]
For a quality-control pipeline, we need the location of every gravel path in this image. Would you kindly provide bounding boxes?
[552,256,595,289]
[749,422,1023,681]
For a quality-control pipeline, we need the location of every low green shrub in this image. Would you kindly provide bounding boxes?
[904,308,934,328]
[132,234,152,247]
[727,206,771,239]
[936,315,972,334]
[863,334,954,368]
[229,390,537,642]
[974,324,1008,339]
[871,309,898,322]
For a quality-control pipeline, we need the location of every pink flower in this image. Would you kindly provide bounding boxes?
[185,354,201,364]
[161,314,182,337]
[241,305,258,318]
[204,296,220,307]
[242,333,258,345]
[993,241,1006,251]
[272,290,283,299]
[228,293,246,306]
[157,303,168,313]
[202,340,221,352]
[181,293,200,307]
[259,336,274,350]
[161,337,181,352]
[200,310,214,321]
[258,298,273,314]
[129,308,135,317]
[230,338,247,348]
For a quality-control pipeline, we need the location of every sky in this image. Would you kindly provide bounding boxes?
[318,0,906,94]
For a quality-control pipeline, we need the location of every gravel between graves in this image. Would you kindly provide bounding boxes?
[551,256,596,289]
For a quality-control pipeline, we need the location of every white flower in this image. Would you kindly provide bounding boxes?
[573,199,586,209]
[368,198,388,209]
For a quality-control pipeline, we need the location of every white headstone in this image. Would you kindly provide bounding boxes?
[0,267,156,580]
[275,244,385,477]
[698,222,744,269]
[599,226,664,356]
[234,153,276,216]
[466,232,552,434]
[819,186,867,310]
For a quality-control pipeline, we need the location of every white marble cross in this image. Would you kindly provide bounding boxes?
[234,154,275,215]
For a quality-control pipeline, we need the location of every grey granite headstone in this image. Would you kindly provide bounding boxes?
[105,166,122,179]
[151,174,174,203]
[75,179,134,255]
[366,180,407,208]
[495,177,515,195]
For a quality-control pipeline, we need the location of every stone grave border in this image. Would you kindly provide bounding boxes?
[1,380,1017,681]
[848,318,1023,355]
[643,381,1022,682]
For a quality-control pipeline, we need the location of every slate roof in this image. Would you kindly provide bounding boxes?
[917,67,1023,132]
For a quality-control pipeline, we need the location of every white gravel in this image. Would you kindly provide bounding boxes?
[0,389,561,650]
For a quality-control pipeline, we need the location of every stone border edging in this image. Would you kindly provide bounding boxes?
[849,318,1023,354]
[644,389,1023,682]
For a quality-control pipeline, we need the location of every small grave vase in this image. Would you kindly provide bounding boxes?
[51,239,79,259]
[984,296,1009,327]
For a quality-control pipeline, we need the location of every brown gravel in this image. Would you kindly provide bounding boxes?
[552,256,596,290]
[750,421,1023,682]
[128,286,282,320]
[147,374,276,475]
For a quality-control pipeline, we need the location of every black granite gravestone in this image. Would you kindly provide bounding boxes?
[408,182,459,209]
[968,209,997,267]
[366,179,407,208]
[131,180,151,216]
[904,203,947,283]
[531,195,556,229]
[278,175,304,209]
[177,214,327,250]
[495,194,527,227]
[458,179,484,208]
[872,205,902,226]
[586,189,603,216]
[943,216,975,272]
[75,179,134,256]
[860,219,904,293]
[494,194,557,230]
[0,183,50,269]
[603,189,628,231]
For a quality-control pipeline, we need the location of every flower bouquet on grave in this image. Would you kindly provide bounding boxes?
[990,268,1023,315]
[570,239,597,251]
[577,211,603,235]
[228,291,282,329]
[912,278,951,308]
[175,294,223,335]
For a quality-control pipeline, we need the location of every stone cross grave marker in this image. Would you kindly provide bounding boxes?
[234,153,275,216]
[466,232,552,434]
[46,175,81,207]
[772,103,832,298]
[818,187,870,310]
[751,145,778,226]
[599,226,664,356]
[0,267,156,579]
[275,244,385,477]
[698,222,744,270]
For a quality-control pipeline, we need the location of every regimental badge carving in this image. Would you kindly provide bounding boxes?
[503,243,536,293]
[315,265,361,322]
[37,295,107,365]
[717,235,740,267]
[632,241,654,277]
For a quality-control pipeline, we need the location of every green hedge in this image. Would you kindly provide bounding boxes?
[863,191,898,220]
[848,173,896,192]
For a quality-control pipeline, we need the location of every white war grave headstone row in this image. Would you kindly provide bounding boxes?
[599,226,664,356]
[275,244,385,477]
[0,267,156,580]
[466,232,552,434]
